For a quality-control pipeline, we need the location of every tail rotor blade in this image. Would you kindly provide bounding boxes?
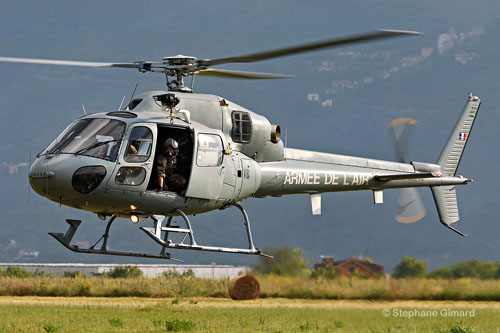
[395,187,426,223]
[387,117,417,163]
[387,117,425,223]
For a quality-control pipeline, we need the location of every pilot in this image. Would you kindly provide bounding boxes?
[127,141,139,155]
[156,138,186,191]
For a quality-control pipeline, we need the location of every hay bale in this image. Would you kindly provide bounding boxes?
[228,274,260,300]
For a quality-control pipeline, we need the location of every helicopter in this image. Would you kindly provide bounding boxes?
[0,30,481,261]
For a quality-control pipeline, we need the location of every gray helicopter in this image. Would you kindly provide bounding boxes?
[0,30,480,261]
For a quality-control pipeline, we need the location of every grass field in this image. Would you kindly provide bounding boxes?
[0,297,498,332]
[3,275,500,301]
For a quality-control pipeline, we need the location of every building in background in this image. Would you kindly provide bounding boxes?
[0,263,248,279]
[314,256,387,278]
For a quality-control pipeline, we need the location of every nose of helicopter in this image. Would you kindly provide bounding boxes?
[29,154,110,201]
[29,155,74,200]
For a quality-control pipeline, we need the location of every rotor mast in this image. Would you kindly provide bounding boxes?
[134,55,199,92]
[162,55,198,92]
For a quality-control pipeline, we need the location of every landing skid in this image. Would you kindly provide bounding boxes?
[49,202,271,260]
[141,202,272,258]
[49,217,182,261]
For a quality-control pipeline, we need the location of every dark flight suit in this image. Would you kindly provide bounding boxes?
[156,152,186,191]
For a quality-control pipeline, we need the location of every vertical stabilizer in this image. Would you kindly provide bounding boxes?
[437,93,481,176]
[431,93,480,236]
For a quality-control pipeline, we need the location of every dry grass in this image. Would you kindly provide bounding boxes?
[2,275,500,301]
[257,275,500,300]
[0,276,229,298]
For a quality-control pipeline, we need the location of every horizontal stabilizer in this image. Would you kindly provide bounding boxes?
[375,172,435,181]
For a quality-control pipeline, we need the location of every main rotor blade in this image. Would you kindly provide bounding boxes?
[199,29,421,67]
[196,68,293,79]
[0,56,138,69]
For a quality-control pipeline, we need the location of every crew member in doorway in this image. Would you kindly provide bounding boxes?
[156,138,186,191]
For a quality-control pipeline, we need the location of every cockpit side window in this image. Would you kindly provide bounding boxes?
[124,126,153,163]
[43,118,125,162]
[231,111,252,144]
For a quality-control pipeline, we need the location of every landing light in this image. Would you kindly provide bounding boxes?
[130,215,140,224]
[130,204,137,210]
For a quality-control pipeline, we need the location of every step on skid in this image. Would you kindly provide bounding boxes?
[141,202,272,258]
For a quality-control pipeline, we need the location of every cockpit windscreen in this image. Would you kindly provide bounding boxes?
[43,118,125,161]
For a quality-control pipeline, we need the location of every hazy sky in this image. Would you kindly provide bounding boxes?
[1,1,499,270]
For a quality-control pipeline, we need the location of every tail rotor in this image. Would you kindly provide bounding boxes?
[387,117,426,223]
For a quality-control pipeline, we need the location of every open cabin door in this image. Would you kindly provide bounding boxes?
[185,131,226,200]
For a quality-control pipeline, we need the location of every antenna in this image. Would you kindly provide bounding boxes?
[28,147,31,204]
[118,96,126,110]
[45,158,49,201]
[127,83,139,107]
[284,128,288,160]
[81,105,87,115]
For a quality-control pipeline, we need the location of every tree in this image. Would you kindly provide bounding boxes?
[451,260,499,279]
[392,256,427,278]
[253,247,309,277]
[427,266,454,279]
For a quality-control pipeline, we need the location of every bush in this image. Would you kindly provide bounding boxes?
[162,268,195,278]
[393,257,427,278]
[43,322,58,332]
[165,319,195,331]
[34,269,48,277]
[253,247,309,277]
[105,266,143,279]
[310,263,339,280]
[63,271,82,278]
[108,318,123,328]
[2,266,32,278]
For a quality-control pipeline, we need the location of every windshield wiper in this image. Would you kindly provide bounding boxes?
[75,140,118,155]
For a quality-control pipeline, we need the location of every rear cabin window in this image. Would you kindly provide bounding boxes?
[196,134,223,167]
[231,111,252,143]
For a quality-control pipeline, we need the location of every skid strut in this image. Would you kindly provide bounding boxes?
[141,202,272,257]
[49,217,181,261]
